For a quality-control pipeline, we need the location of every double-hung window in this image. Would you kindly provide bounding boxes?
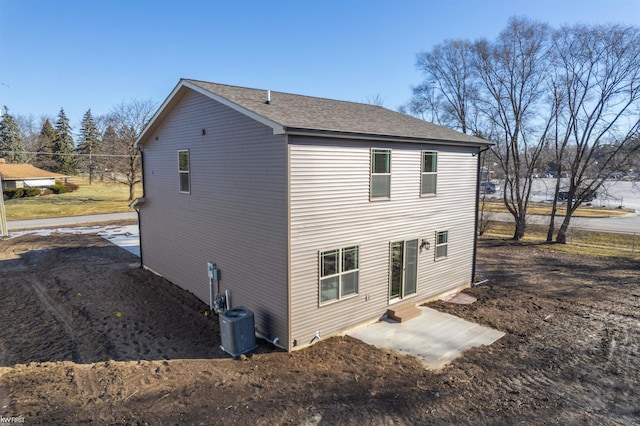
[421,151,437,196]
[435,231,448,259]
[371,149,391,199]
[320,246,359,304]
[178,150,190,193]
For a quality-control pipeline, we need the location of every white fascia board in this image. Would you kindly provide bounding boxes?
[181,81,286,135]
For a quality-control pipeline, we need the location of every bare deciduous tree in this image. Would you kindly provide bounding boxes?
[104,99,156,200]
[414,39,478,134]
[473,17,554,240]
[549,24,640,243]
[364,94,386,107]
[408,17,640,243]
[14,114,39,163]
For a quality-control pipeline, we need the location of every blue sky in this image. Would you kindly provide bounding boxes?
[1,0,638,137]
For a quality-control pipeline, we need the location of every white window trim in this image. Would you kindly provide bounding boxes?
[178,149,190,194]
[319,245,360,306]
[370,148,391,201]
[421,150,437,197]
[435,230,448,260]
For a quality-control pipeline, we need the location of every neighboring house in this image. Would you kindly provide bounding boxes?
[134,79,491,351]
[0,159,68,189]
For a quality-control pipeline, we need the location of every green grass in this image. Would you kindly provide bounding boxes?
[481,221,639,259]
[4,178,142,221]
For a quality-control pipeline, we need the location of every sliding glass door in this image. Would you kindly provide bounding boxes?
[390,239,418,301]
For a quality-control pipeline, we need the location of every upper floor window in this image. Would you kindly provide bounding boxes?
[320,246,359,304]
[421,151,437,196]
[178,150,190,193]
[371,148,391,199]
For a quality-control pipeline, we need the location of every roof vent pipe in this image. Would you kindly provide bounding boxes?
[265,90,271,105]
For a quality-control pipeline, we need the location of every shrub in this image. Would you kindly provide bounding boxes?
[23,187,42,197]
[2,187,42,199]
[49,181,77,194]
[50,183,69,194]
[3,188,24,199]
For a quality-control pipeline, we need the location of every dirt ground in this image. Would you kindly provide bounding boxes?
[0,229,638,425]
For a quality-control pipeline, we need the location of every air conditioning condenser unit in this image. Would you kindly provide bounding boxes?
[219,306,258,357]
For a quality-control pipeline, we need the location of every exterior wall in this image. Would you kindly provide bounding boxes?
[139,90,289,347]
[289,136,478,349]
[3,179,55,189]
[3,180,22,189]
[24,179,55,188]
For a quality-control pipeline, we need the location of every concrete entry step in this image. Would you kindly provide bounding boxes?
[387,302,421,323]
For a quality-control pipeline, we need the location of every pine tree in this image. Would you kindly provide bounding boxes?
[52,108,77,175]
[77,109,102,184]
[0,106,27,163]
[34,119,57,171]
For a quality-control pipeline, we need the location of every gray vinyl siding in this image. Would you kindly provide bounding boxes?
[139,90,289,347]
[289,136,477,349]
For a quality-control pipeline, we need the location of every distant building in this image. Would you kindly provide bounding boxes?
[0,159,69,189]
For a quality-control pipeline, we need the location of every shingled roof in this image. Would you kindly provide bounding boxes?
[138,79,489,147]
[0,163,68,180]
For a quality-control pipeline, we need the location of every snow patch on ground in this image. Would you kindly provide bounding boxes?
[8,225,140,257]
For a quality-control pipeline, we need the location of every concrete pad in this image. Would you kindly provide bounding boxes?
[347,306,505,369]
[99,225,140,257]
[442,292,477,304]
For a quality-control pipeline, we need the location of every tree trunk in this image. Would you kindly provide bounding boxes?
[555,214,572,244]
[546,211,556,242]
[546,176,562,242]
[513,214,526,240]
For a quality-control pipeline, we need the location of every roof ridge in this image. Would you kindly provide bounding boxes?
[183,78,388,110]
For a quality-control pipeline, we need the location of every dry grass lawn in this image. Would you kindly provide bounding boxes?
[4,178,141,221]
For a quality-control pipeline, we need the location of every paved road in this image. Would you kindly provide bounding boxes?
[7,212,138,230]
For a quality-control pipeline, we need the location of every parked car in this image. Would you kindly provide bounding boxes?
[558,190,597,204]
[480,181,498,194]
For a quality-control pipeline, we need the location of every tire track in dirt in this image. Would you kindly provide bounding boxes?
[22,276,85,364]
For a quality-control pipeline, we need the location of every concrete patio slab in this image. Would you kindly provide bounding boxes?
[347,306,505,369]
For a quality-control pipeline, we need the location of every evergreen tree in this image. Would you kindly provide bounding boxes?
[52,108,77,175]
[34,119,57,171]
[77,109,102,184]
[0,106,27,163]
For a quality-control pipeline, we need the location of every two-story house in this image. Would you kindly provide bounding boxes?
[134,79,490,351]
